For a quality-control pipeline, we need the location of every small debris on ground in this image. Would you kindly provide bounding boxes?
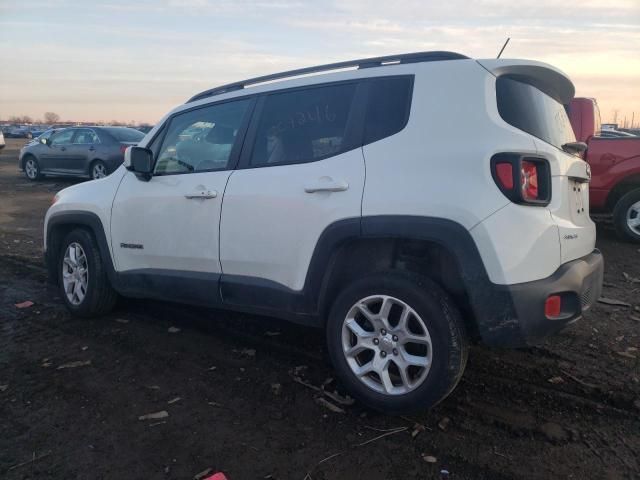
[168,326,181,333]
[422,454,437,463]
[193,468,213,480]
[438,417,451,431]
[14,300,34,309]
[616,350,637,359]
[623,272,640,283]
[265,331,281,336]
[81,346,88,351]
[57,360,91,370]
[598,297,631,307]
[271,383,282,396]
[208,366,217,371]
[138,410,169,421]
[315,397,345,414]
[167,397,181,404]
[240,348,256,357]
[411,423,426,438]
[0,385,8,392]
[547,376,564,384]
[631,315,640,322]
[146,385,160,390]
[115,318,130,324]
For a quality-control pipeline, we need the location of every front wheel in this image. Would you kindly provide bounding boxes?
[326,271,468,414]
[58,229,118,317]
[613,188,640,243]
[24,156,41,181]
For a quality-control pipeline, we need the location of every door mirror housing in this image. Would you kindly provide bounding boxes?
[43,138,52,146]
[124,146,153,181]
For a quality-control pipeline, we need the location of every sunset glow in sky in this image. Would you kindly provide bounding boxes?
[1,0,639,125]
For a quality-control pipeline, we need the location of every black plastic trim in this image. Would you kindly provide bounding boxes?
[490,153,552,206]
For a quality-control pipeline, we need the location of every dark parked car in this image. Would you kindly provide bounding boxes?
[19,126,144,181]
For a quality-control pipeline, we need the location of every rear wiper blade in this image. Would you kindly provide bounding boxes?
[561,141,588,155]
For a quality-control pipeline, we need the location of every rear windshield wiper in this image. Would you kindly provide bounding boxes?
[561,141,588,155]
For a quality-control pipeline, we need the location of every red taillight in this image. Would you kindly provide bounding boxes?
[495,163,514,190]
[491,154,550,206]
[120,144,128,155]
[521,160,539,201]
[545,295,562,318]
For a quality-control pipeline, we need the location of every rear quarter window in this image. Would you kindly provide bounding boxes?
[363,76,413,145]
[103,128,145,143]
[496,76,576,150]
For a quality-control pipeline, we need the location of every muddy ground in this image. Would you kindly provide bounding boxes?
[0,138,639,480]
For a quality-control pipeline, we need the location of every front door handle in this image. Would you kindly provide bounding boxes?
[185,190,218,200]
[60,147,66,151]
[304,177,349,193]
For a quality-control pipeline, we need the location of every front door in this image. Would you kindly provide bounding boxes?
[40,128,75,172]
[110,97,254,305]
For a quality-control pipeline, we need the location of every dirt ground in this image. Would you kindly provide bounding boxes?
[0,138,639,480]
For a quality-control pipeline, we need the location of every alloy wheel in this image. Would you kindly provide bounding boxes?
[25,159,38,179]
[62,242,89,306]
[627,201,640,235]
[92,163,107,179]
[341,295,432,395]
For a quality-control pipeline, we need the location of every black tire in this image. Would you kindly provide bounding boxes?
[90,160,108,180]
[58,228,118,317]
[326,271,468,414]
[613,188,640,244]
[23,155,42,181]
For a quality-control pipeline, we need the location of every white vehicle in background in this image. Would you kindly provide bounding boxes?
[0,130,5,151]
[43,51,603,413]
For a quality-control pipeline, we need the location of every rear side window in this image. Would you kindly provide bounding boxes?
[364,76,413,145]
[249,83,357,166]
[103,127,144,143]
[496,76,576,150]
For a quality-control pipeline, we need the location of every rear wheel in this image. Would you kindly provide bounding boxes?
[24,156,41,181]
[58,228,117,317]
[326,271,468,413]
[613,188,640,243]
[90,160,108,180]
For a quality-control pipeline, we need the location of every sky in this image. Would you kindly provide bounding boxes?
[0,0,639,126]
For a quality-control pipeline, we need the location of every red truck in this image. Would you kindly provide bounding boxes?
[569,97,640,242]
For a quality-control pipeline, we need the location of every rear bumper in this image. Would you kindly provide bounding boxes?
[478,249,603,347]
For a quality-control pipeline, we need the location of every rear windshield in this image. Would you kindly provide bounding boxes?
[103,127,145,142]
[496,76,575,150]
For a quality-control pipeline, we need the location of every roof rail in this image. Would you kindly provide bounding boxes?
[187,51,468,103]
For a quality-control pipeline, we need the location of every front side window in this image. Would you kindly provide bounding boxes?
[496,76,576,150]
[73,129,99,144]
[50,129,74,146]
[155,99,251,174]
[249,83,357,166]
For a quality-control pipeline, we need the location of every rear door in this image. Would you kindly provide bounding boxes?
[65,128,100,173]
[219,81,366,308]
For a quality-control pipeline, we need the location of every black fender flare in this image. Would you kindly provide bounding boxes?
[45,210,118,286]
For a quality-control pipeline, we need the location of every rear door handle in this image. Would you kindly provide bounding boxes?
[88,146,96,151]
[304,177,349,193]
[185,190,218,200]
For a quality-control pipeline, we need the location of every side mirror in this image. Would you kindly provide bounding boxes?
[124,146,153,181]
[43,138,52,146]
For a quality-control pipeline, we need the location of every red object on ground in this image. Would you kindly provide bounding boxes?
[204,473,228,480]
[15,300,34,309]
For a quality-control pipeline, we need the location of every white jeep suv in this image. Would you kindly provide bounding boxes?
[44,51,603,413]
